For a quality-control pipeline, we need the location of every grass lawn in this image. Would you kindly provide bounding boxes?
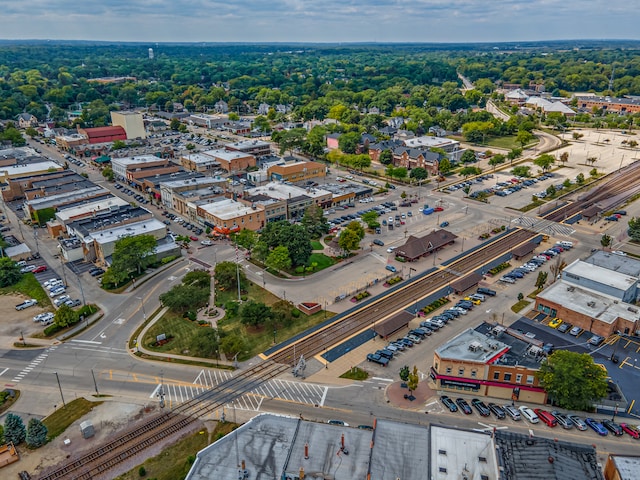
[310,240,324,250]
[43,397,103,441]
[340,367,369,380]
[511,300,532,313]
[0,273,52,307]
[146,281,335,361]
[308,253,335,270]
[114,422,240,480]
[485,136,538,150]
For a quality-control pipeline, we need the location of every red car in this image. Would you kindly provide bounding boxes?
[620,423,640,439]
[189,235,198,241]
[434,206,444,212]
[32,265,47,273]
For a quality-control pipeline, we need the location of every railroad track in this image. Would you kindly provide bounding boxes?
[544,160,640,222]
[37,361,288,480]
[267,228,534,364]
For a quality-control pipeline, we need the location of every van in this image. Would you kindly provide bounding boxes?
[519,406,540,424]
[503,405,521,421]
[534,409,558,427]
[16,260,27,267]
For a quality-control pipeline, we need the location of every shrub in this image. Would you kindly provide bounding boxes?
[161,255,178,265]
[291,309,300,318]
[139,466,147,477]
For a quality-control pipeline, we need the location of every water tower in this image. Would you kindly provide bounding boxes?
[148,48,154,60]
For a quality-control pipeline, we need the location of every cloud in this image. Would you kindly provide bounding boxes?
[0,0,637,42]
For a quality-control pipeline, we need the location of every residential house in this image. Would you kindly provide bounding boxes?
[17,113,38,129]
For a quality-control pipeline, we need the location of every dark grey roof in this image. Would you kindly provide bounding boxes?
[369,139,402,151]
[67,205,150,236]
[494,430,604,480]
[393,147,440,162]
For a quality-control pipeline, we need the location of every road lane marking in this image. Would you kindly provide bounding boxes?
[0,368,8,376]
[70,339,102,345]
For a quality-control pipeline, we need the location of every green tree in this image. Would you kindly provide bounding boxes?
[600,234,612,249]
[183,270,211,290]
[361,211,380,229]
[191,328,219,358]
[534,153,555,173]
[546,185,556,197]
[409,167,428,181]
[101,167,115,182]
[488,154,506,170]
[219,332,247,358]
[459,166,482,178]
[186,143,196,151]
[407,365,419,397]
[228,112,240,121]
[535,271,548,289]
[170,118,181,131]
[338,228,361,254]
[54,304,77,328]
[4,413,26,445]
[399,365,410,382]
[507,147,523,165]
[160,284,209,313]
[252,241,269,263]
[240,300,272,328]
[112,140,127,150]
[537,350,608,410]
[252,115,270,133]
[379,149,393,165]
[25,127,38,138]
[576,173,585,185]
[460,150,477,164]
[266,246,292,272]
[110,234,157,277]
[338,131,361,154]
[234,229,258,251]
[285,224,313,266]
[26,418,48,448]
[214,261,246,292]
[0,257,22,287]
[589,168,598,178]
[628,217,640,242]
[438,157,451,174]
[301,205,330,239]
[559,152,569,165]
[511,166,531,177]
[516,130,534,147]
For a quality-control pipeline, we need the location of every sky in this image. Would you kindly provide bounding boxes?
[0,0,637,43]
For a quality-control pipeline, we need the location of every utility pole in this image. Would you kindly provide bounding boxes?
[91,369,99,396]
[54,372,66,407]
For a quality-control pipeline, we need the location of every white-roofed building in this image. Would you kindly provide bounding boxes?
[0,161,62,182]
[90,217,168,264]
[111,155,171,181]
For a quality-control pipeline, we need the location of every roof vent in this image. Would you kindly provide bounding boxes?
[587,301,596,308]
[438,449,447,455]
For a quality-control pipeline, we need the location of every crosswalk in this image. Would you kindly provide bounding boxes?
[513,216,575,237]
[154,368,329,411]
[11,345,58,383]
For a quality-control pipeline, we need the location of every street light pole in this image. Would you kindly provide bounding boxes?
[137,296,147,320]
[54,372,66,407]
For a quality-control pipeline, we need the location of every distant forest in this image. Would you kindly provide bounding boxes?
[1,40,640,131]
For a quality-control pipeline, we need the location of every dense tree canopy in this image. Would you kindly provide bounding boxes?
[537,350,608,410]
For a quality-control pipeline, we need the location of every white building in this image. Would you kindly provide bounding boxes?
[111,111,147,140]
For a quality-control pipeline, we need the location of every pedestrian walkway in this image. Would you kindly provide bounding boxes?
[513,216,575,237]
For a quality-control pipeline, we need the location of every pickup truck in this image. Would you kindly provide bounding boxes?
[366,353,389,366]
[16,299,38,311]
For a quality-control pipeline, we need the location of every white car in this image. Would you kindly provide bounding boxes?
[47,281,64,291]
[20,265,37,273]
[201,240,212,246]
[49,287,66,298]
[387,246,396,253]
[33,312,53,322]
[16,299,38,311]
[44,278,61,288]
[54,295,71,307]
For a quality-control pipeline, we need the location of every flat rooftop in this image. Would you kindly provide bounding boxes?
[198,198,258,221]
[404,136,459,148]
[29,171,85,189]
[67,205,151,237]
[430,425,498,480]
[537,280,638,324]
[56,197,129,223]
[247,182,331,200]
[180,153,221,165]
[564,259,637,291]
[586,250,640,278]
[26,186,109,210]
[0,161,62,178]
[202,149,254,161]
[435,328,510,364]
[226,139,270,150]
[111,155,164,166]
[160,176,225,189]
[90,218,166,245]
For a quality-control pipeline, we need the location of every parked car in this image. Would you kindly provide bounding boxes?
[455,398,473,414]
[620,423,640,439]
[20,265,37,273]
[548,317,563,329]
[569,326,584,336]
[488,403,506,420]
[557,323,572,333]
[373,239,384,246]
[588,334,605,346]
[534,409,558,427]
[503,405,521,421]
[476,287,497,297]
[49,287,66,298]
[440,395,458,412]
[366,353,389,366]
[500,276,516,284]
[32,265,48,273]
[602,420,624,436]
[33,312,53,323]
[54,295,72,307]
[16,299,38,310]
[376,349,394,360]
[65,299,82,307]
[567,414,588,431]
[471,398,491,417]
[585,418,608,436]
[519,406,540,424]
